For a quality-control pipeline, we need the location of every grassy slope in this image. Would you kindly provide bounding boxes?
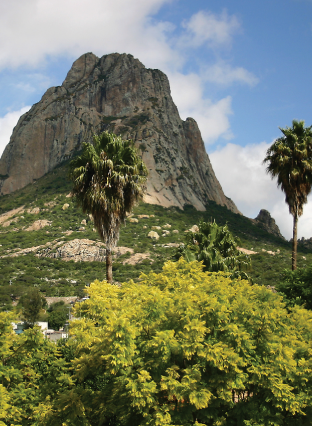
[0,161,311,302]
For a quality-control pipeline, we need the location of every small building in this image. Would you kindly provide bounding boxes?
[12,321,48,335]
[46,330,68,342]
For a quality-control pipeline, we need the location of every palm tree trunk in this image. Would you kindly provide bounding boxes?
[106,247,113,283]
[292,214,298,271]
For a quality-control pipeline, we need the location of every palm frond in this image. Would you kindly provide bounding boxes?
[69,132,148,248]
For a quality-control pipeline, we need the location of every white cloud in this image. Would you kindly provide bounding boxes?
[203,62,259,86]
[180,10,240,48]
[0,0,177,72]
[169,72,233,143]
[210,142,312,240]
[0,107,31,157]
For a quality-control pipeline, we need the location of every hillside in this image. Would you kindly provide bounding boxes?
[1,161,311,311]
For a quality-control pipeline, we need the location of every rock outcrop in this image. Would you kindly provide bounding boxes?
[254,209,284,239]
[0,52,238,213]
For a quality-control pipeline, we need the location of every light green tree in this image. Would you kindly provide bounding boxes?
[263,120,312,270]
[43,259,312,425]
[69,132,148,283]
[174,220,251,279]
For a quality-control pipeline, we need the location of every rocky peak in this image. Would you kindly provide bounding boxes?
[0,52,238,213]
[254,209,284,239]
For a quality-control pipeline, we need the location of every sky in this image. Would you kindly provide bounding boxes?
[1,0,312,240]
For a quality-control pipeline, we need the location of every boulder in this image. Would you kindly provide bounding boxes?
[148,231,159,240]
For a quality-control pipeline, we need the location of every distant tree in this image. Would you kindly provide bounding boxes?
[278,265,312,310]
[69,132,148,283]
[263,120,312,270]
[0,291,13,312]
[47,301,69,330]
[18,288,47,328]
[174,220,251,279]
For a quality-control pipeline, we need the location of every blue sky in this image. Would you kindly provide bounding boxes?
[1,0,312,240]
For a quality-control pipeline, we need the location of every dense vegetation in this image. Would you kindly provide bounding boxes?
[2,260,312,425]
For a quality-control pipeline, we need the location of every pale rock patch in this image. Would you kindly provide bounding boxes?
[2,217,19,227]
[160,243,180,248]
[152,226,161,230]
[261,249,276,255]
[44,201,56,207]
[129,218,139,223]
[148,231,159,240]
[114,247,134,256]
[25,220,52,231]
[185,225,199,233]
[28,207,40,214]
[0,206,25,225]
[62,203,70,210]
[237,247,258,255]
[123,252,151,265]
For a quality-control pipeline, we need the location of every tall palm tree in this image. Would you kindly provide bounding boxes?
[263,120,312,270]
[69,132,148,283]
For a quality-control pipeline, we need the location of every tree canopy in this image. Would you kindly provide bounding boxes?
[42,259,312,425]
[263,120,312,269]
[69,132,148,282]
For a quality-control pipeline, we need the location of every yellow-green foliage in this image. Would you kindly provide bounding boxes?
[45,259,312,426]
[0,312,72,426]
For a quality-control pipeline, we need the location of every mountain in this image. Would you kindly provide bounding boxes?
[0,52,238,213]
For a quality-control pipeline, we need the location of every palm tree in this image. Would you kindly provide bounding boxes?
[174,220,251,280]
[69,132,148,283]
[263,120,312,270]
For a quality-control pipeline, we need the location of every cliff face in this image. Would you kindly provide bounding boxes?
[0,52,238,213]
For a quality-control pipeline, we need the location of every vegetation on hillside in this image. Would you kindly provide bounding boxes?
[0,155,311,308]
